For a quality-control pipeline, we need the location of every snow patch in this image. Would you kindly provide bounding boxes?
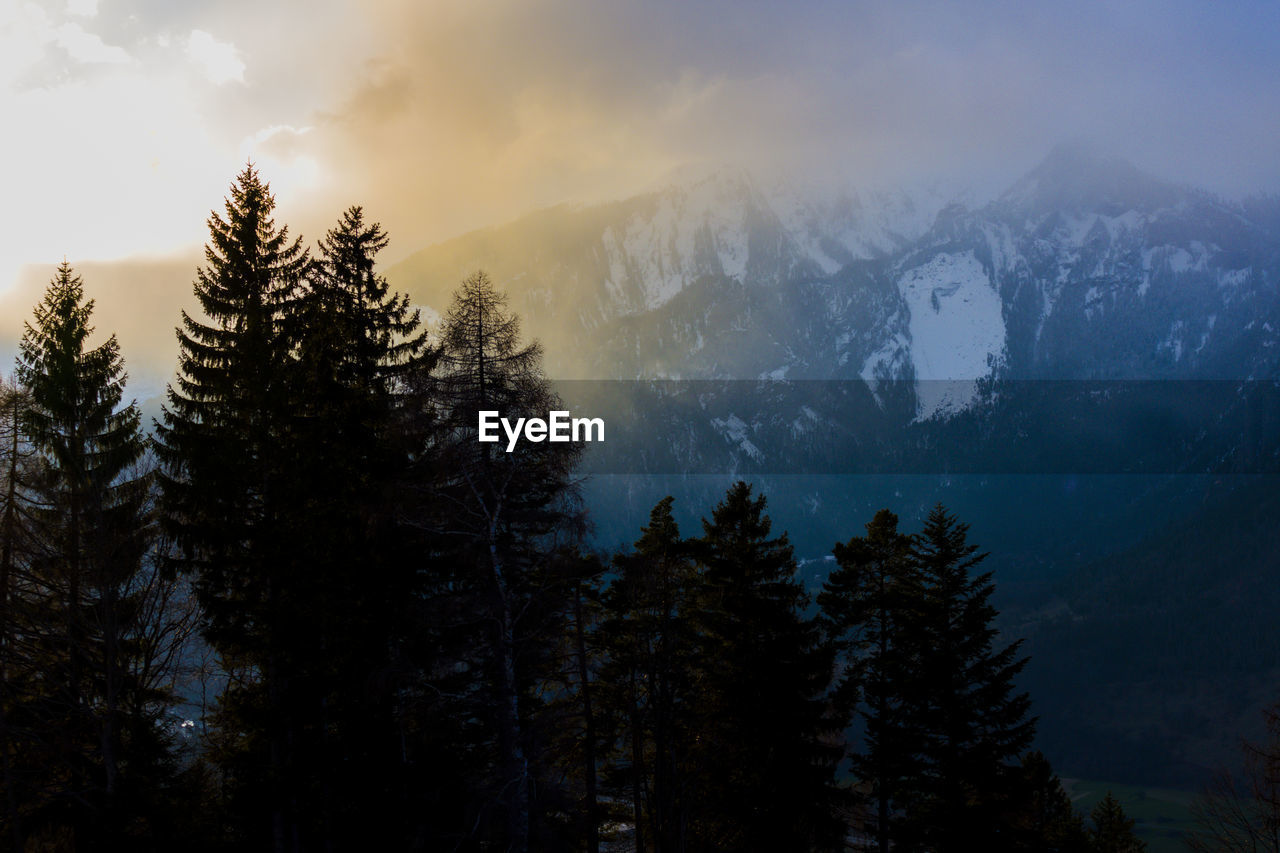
[711,413,764,461]
[1220,268,1251,287]
[896,251,1005,419]
[1167,247,1194,273]
[1160,320,1187,361]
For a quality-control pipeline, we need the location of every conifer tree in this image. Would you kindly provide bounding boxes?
[0,377,36,849]
[155,165,310,849]
[307,205,428,401]
[283,205,431,844]
[1003,750,1090,852]
[599,495,701,853]
[907,504,1035,850]
[15,262,151,844]
[1089,792,1147,853]
[413,270,581,852]
[820,508,918,853]
[686,481,843,852]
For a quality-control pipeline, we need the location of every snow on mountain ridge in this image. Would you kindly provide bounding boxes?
[596,168,957,313]
[601,170,763,311]
[388,146,1280,400]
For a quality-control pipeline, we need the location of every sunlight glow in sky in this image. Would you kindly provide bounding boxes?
[1,0,1278,383]
[0,0,353,297]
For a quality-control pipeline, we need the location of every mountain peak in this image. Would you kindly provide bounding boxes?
[1001,142,1181,216]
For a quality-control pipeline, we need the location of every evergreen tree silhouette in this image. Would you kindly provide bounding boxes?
[686,481,843,852]
[599,495,701,852]
[284,204,431,845]
[907,504,1035,850]
[15,263,154,846]
[1002,750,1090,851]
[156,165,310,851]
[1089,792,1147,853]
[821,508,918,853]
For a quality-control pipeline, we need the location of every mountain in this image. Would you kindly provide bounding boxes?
[390,143,1280,397]
[388,169,954,381]
[385,146,1280,786]
[387,146,1280,488]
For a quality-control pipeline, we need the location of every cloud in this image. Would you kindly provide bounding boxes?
[0,7,249,307]
[54,22,130,64]
[0,0,1278,383]
[186,29,244,85]
[65,0,98,18]
[0,3,130,82]
[0,253,203,395]
[4,0,1280,313]
[273,0,1279,261]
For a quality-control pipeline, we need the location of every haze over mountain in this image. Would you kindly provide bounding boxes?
[389,143,1280,401]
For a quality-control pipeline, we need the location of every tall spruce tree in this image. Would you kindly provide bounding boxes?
[820,508,919,853]
[907,504,1035,850]
[282,205,431,845]
[307,205,428,401]
[686,481,843,853]
[155,165,310,850]
[15,263,152,846]
[599,495,701,853]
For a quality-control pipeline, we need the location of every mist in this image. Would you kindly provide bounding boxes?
[2,0,1278,378]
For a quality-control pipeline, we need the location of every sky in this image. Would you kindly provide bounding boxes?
[2,0,1279,386]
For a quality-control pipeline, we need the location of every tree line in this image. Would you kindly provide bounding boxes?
[0,166,1152,851]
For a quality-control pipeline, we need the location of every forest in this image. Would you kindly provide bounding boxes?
[0,166,1272,852]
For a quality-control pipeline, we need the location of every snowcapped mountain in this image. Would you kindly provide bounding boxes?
[936,144,1280,384]
[390,144,1280,421]
[387,168,956,382]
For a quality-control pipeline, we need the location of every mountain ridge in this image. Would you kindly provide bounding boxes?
[388,145,1280,410]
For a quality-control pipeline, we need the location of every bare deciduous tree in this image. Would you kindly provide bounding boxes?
[1188,704,1280,852]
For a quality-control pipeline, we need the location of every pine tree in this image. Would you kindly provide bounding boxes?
[412,270,582,852]
[599,496,702,852]
[307,205,428,401]
[820,508,918,853]
[686,481,843,852]
[0,377,36,849]
[14,262,152,845]
[283,205,431,845]
[155,165,310,850]
[907,504,1035,850]
[1003,751,1090,852]
[1089,792,1146,853]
